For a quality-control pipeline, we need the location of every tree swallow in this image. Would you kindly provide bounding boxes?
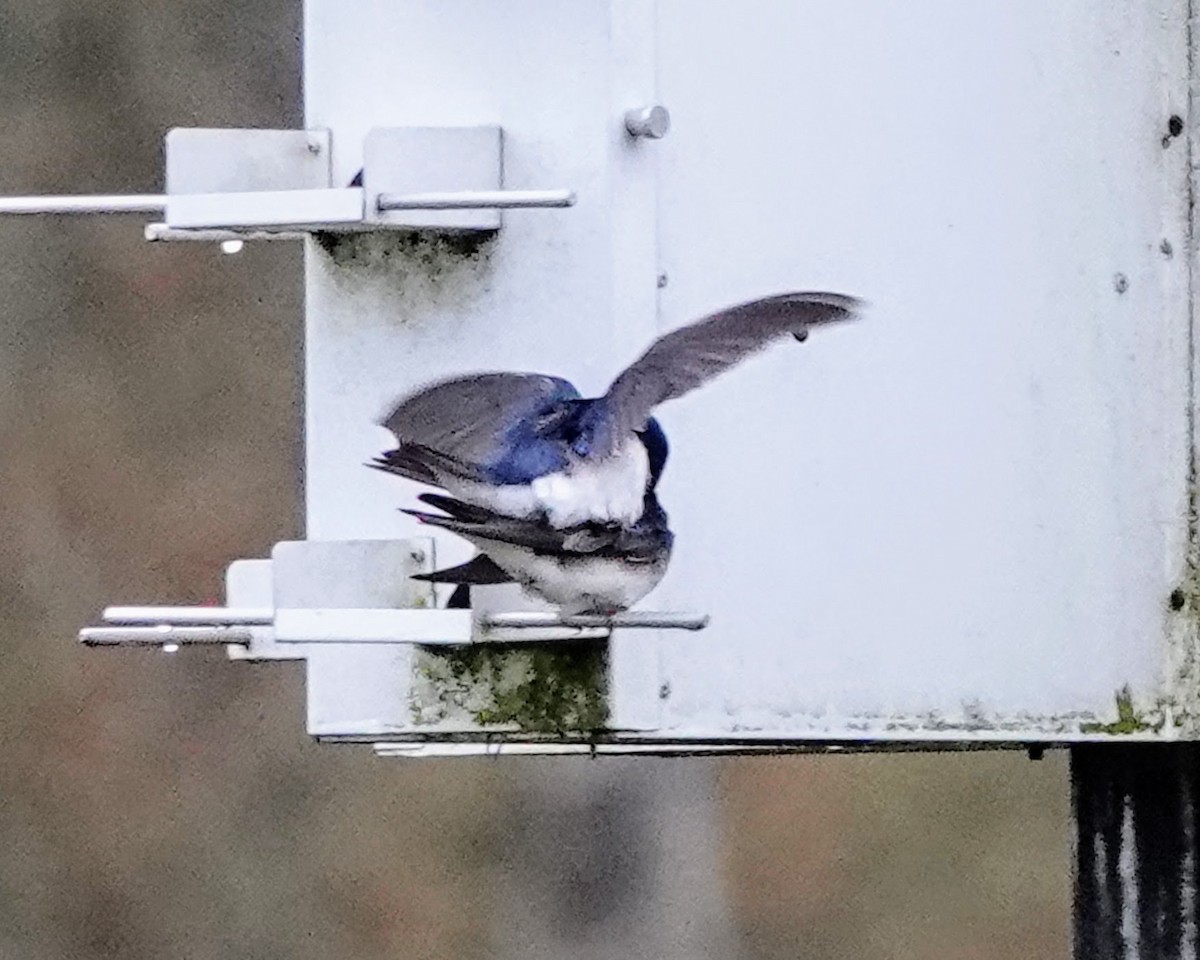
[374,291,861,614]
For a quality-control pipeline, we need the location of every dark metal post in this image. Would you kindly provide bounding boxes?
[1073,745,1200,959]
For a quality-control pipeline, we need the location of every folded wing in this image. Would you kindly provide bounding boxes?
[376,372,581,486]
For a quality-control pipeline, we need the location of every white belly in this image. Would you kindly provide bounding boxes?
[452,478,544,519]
[451,442,650,529]
[530,442,649,527]
[481,541,666,614]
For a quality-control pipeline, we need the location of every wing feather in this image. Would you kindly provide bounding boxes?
[601,291,862,444]
[382,372,579,468]
[402,494,649,558]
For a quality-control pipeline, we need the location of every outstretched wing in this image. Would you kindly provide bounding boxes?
[600,291,862,445]
[378,372,581,484]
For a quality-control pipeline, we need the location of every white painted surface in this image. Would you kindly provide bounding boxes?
[165,128,331,194]
[649,0,1190,734]
[303,0,1192,740]
[275,607,473,644]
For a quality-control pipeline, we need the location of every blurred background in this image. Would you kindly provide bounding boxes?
[0,2,1068,957]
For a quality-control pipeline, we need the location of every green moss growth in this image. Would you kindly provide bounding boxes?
[313,229,493,265]
[411,640,608,735]
[1080,686,1157,735]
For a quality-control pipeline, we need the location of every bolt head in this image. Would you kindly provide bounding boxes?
[625,105,671,140]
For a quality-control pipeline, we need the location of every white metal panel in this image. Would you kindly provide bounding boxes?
[302,0,1191,743]
[651,0,1191,736]
[165,128,331,194]
[224,559,296,662]
[275,607,473,643]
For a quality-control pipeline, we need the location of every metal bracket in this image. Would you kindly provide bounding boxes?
[0,126,574,244]
[81,605,708,647]
[78,539,708,652]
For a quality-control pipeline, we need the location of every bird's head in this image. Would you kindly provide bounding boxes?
[638,417,669,490]
[563,401,669,491]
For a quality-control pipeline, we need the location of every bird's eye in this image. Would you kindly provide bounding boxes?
[572,436,591,457]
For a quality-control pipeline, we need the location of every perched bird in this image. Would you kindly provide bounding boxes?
[374,291,861,613]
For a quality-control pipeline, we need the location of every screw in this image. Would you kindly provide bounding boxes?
[307,139,322,155]
[1113,273,1129,295]
[657,272,669,289]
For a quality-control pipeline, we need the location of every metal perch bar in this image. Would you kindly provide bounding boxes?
[0,194,167,214]
[81,605,708,648]
[376,189,575,210]
[144,224,307,242]
[0,189,574,221]
[103,606,273,625]
[102,606,706,632]
[80,625,253,646]
[482,611,710,631]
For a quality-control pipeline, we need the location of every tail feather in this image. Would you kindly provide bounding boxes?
[413,554,513,585]
[401,507,478,538]
[415,492,495,523]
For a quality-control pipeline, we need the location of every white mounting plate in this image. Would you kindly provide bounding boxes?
[165,128,332,194]
[0,126,567,237]
[159,125,508,234]
[224,558,293,661]
[164,126,354,231]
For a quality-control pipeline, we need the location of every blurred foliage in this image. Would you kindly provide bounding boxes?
[0,2,1069,958]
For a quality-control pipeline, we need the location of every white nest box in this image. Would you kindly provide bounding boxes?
[43,1,1198,755]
